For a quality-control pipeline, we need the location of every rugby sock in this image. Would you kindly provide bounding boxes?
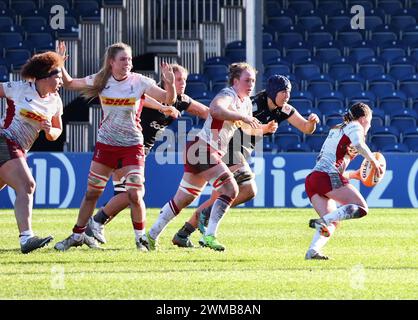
[205,195,234,236]
[19,230,35,245]
[322,204,367,224]
[93,208,110,224]
[309,222,337,252]
[72,225,86,241]
[177,222,196,238]
[133,221,145,241]
[149,199,180,239]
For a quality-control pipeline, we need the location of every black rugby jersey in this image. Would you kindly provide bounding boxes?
[141,93,192,154]
[223,90,295,164]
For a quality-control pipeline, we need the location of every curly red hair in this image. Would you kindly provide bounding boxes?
[21,51,64,81]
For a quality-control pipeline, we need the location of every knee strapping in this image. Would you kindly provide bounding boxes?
[233,169,255,186]
[210,172,233,191]
[179,179,204,196]
[125,170,144,190]
[88,171,109,190]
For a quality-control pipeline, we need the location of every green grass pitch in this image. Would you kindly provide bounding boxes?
[0,208,416,300]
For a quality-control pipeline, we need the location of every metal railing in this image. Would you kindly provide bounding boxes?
[146,0,244,43]
[199,22,224,60]
[102,4,125,49]
[125,0,146,55]
[64,122,90,152]
[178,39,203,73]
[79,22,103,76]
[221,5,244,44]
[154,53,179,81]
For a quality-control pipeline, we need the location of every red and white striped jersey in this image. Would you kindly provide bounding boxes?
[85,72,155,146]
[314,122,365,175]
[197,87,252,156]
[1,81,63,151]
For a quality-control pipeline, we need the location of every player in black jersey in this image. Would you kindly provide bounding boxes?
[172,74,320,247]
[85,64,209,248]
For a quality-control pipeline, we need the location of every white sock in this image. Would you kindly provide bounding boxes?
[205,195,233,237]
[149,200,179,239]
[309,223,337,252]
[134,229,145,241]
[19,230,34,245]
[322,204,363,224]
[72,233,84,241]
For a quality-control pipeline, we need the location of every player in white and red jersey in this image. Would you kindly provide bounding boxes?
[54,42,177,251]
[0,51,64,253]
[145,62,261,251]
[304,102,384,260]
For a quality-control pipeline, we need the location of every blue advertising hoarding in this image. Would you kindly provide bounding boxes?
[0,152,417,208]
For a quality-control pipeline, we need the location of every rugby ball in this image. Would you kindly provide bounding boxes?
[360,152,386,187]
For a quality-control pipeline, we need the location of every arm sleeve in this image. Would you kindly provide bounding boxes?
[346,123,375,162]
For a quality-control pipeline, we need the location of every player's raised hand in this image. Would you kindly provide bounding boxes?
[56,41,68,61]
[160,105,181,118]
[161,62,174,85]
[264,120,278,134]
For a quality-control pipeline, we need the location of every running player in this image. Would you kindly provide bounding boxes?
[0,51,64,253]
[54,42,177,251]
[304,102,383,259]
[85,64,209,245]
[173,74,320,247]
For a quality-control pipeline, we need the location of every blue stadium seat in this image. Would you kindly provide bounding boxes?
[307,81,335,99]
[263,48,281,64]
[263,139,276,153]
[203,56,230,67]
[358,61,385,79]
[26,32,55,52]
[348,91,377,109]
[288,0,314,15]
[0,16,13,31]
[326,16,352,34]
[265,65,291,78]
[348,47,376,63]
[379,0,404,15]
[371,108,386,127]
[185,82,208,97]
[389,61,416,81]
[317,1,345,15]
[338,75,366,97]
[369,126,400,149]
[275,135,302,151]
[225,48,246,63]
[337,31,363,46]
[21,16,49,33]
[55,16,79,38]
[4,48,31,71]
[328,60,355,80]
[314,42,342,61]
[380,143,410,153]
[369,78,396,99]
[378,90,408,115]
[74,0,101,21]
[285,43,312,63]
[390,9,417,29]
[0,64,8,81]
[43,0,71,10]
[370,25,398,44]
[0,32,25,51]
[211,82,228,94]
[315,90,345,109]
[401,25,418,46]
[294,63,321,81]
[187,73,209,85]
[307,31,333,47]
[267,16,293,30]
[284,142,311,152]
[203,64,228,81]
[399,76,418,100]
[389,109,417,134]
[297,15,323,32]
[380,46,406,63]
[347,0,374,12]
[276,26,305,49]
[402,127,418,150]
[11,1,37,17]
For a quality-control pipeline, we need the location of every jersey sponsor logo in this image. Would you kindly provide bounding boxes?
[100,96,136,107]
[150,120,166,130]
[25,97,33,103]
[20,109,48,122]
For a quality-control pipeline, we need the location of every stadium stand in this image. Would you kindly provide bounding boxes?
[0,0,416,153]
